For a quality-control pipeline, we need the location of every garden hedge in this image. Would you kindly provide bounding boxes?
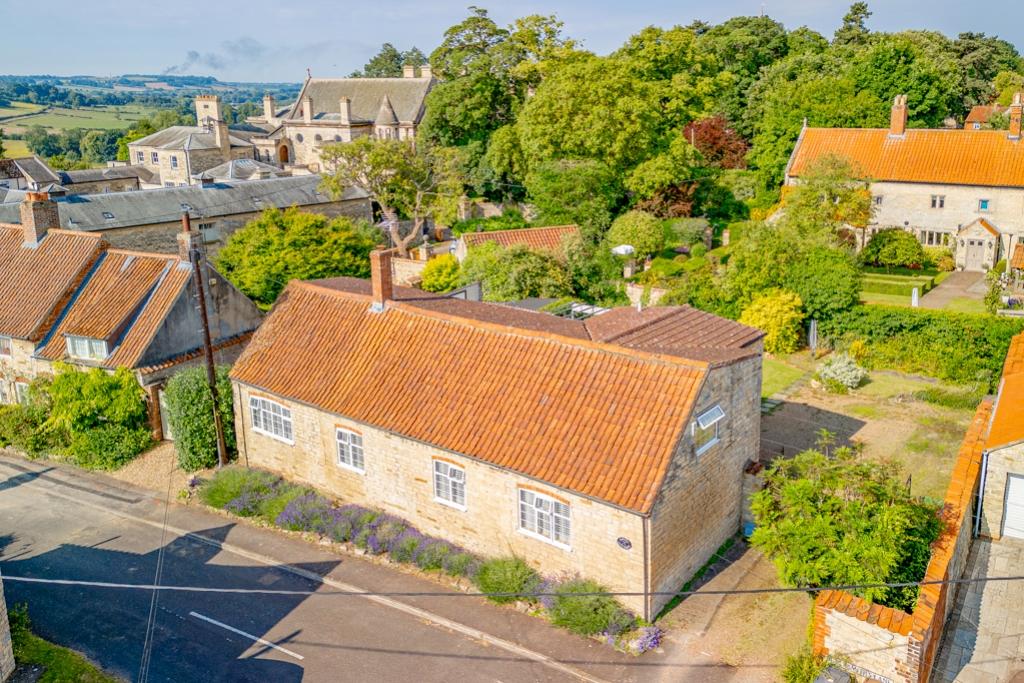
[819,305,1024,389]
[861,274,935,297]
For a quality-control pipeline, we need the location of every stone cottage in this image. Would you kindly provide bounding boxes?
[229,249,764,619]
[786,93,1024,271]
[0,193,263,438]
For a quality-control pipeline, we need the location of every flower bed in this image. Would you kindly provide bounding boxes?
[196,467,663,654]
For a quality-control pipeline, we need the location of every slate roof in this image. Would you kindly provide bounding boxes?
[60,166,154,184]
[231,277,762,513]
[788,127,1024,188]
[128,125,254,151]
[192,159,289,181]
[286,77,432,124]
[0,176,368,231]
[460,225,580,253]
[988,332,1024,449]
[0,226,104,341]
[0,156,61,185]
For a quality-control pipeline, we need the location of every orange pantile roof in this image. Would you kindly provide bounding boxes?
[988,333,1024,449]
[0,226,104,341]
[1011,244,1024,270]
[37,250,193,369]
[965,105,1005,126]
[231,280,714,512]
[789,127,1024,188]
[460,225,579,252]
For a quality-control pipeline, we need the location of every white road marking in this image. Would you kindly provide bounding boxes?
[189,611,304,660]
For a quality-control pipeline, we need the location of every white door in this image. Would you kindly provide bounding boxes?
[1004,474,1024,540]
[965,240,986,271]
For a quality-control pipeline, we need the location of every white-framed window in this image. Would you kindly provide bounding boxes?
[14,381,29,405]
[518,489,571,548]
[873,195,883,206]
[336,428,364,473]
[0,336,12,357]
[136,151,144,163]
[693,404,726,455]
[930,195,945,209]
[151,152,159,164]
[250,396,293,443]
[432,460,466,509]
[170,155,179,169]
[66,335,108,361]
[979,198,990,212]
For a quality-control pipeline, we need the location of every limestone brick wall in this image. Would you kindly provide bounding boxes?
[647,353,762,617]
[233,382,649,613]
[871,181,1024,235]
[624,283,667,307]
[0,338,54,403]
[820,603,911,683]
[0,574,14,682]
[980,442,1024,539]
[392,257,427,286]
[64,178,139,196]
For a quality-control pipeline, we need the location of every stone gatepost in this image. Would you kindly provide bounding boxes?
[0,572,14,682]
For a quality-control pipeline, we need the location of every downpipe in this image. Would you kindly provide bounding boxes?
[973,449,990,538]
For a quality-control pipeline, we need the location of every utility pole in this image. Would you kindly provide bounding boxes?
[181,212,228,468]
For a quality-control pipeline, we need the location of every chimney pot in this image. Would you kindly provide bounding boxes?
[370,249,394,311]
[889,94,908,137]
[420,64,432,79]
[20,192,59,247]
[177,213,199,263]
[1010,92,1023,139]
[402,64,416,78]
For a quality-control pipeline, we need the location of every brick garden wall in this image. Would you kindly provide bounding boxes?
[0,574,14,682]
[811,401,993,683]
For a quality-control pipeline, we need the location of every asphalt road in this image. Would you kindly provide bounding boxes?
[0,456,691,683]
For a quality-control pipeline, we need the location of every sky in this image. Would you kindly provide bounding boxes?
[5,0,1024,83]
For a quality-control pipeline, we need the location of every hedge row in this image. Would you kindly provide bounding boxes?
[861,274,935,297]
[200,467,663,654]
[819,305,1024,389]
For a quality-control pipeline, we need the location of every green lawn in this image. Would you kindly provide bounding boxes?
[0,101,45,118]
[943,297,987,314]
[1,139,31,157]
[861,291,912,307]
[762,358,806,398]
[14,105,157,131]
[10,604,118,682]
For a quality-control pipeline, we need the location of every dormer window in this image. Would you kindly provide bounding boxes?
[102,212,115,220]
[66,336,108,361]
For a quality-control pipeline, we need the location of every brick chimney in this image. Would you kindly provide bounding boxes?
[20,192,59,247]
[889,94,908,137]
[302,95,313,124]
[420,64,432,80]
[262,93,276,122]
[1010,92,1023,140]
[402,64,416,78]
[177,213,200,263]
[369,249,393,312]
[339,96,352,126]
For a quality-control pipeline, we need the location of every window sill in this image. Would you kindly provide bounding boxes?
[252,425,294,446]
[696,437,720,456]
[336,461,365,475]
[517,528,571,552]
[433,496,466,512]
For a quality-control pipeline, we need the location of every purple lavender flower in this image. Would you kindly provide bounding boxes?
[633,626,663,654]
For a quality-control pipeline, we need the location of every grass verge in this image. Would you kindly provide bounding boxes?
[10,603,118,682]
[762,358,806,399]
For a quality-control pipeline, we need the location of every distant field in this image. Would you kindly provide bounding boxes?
[8,103,159,131]
[1,139,31,157]
[0,101,45,119]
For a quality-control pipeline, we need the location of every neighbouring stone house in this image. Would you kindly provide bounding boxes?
[977,332,1024,540]
[452,225,580,262]
[127,95,258,187]
[229,249,764,619]
[0,193,263,439]
[0,156,151,195]
[786,93,1024,271]
[0,176,371,257]
[964,103,1007,130]
[245,66,434,171]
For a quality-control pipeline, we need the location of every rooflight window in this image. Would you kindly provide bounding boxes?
[66,336,108,362]
[693,405,725,455]
[181,203,193,212]
[102,212,115,220]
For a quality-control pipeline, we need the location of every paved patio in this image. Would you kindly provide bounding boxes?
[933,538,1024,682]
[919,271,986,309]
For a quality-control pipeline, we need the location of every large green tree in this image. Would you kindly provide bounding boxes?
[350,43,427,77]
[460,242,571,301]
[215,208,381,308]
[524,159,624,241]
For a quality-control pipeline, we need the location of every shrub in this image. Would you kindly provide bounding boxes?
[450,208,528,237]
[276,492,336,533]
[860,229,926,270]
[819,305,1024,390]
[548,578,635,636]
[443,551,481,578]
[474,557,541,604]
[163,365,236,472]
[689,242,707,259]
[414,540,453,571]
[913,385,986,410]
[257,483,310,524]
[817,354,868,392]
[420,254,462,293]
[389,530,424,563]
[0,403,52,457]
[782,645,827,683]
[606,210,665,260]
[369,517,408,554]
[924,246,955,272]
[738,289,804,354]
[200,467,280,509]
[65,425,152,470]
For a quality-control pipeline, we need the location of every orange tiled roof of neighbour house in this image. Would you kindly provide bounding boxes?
[231,277,763,512]
[0,226,104,341]
[988,333,1024,449]
[1011,244,1024,270]
[965,104,1006,127]
[460,225,580,252]
[37,250,193,369]
[788,128,1024,188]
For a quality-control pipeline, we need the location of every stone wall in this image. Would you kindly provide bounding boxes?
[0,574,13,682]
[979,441,1024,539]
[0,338,52,404]
[811,401,993,683]
[624,283,667,307]
[232,382,649,614]
[391,257,427,287]
[64,178,139,196]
